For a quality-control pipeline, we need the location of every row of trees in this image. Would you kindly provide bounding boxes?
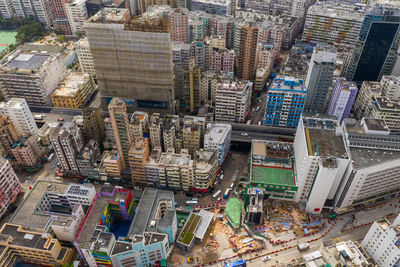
[0,17,38,30]
[15,21,45,44]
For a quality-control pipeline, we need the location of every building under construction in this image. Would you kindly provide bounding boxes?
[84,8,175,113]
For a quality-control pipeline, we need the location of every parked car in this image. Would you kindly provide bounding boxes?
[262,256,271,262]
[241,132,248,136]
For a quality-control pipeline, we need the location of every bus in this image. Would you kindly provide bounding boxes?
[186,200,198,206]
[223,188,230,199]
[229,183,234,190]
[212,190,221,199]
[225,260,246,267]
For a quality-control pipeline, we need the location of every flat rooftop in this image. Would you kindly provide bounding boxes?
[3,52,50,71]
[350,147,400,169]
[306,128,346,158]
[0,224,49,250]
[194,210,214,240]
[204,123,231,144]
[252,166,295,186]
[270,76,305,91]
[52,72,89,97]
[177,213,201,246]
[160,151,192,166]
[10,180,70,228]
[87,8,130,24]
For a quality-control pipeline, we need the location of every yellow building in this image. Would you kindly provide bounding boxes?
[50,72,96,108]
[0,223,74,266]
[128,138,150,186]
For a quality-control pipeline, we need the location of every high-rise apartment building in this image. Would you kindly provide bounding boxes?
[129,111,149,143]
[264,76,307,128]
[0,159,22,219]
[353,81,381,120]
[215,80,252,123]
[11,135,42,167]
[347,4,400,83]
[163,115,182,153]
[76,37,95,73]
[0,45,67,107]
[65,0,88,36]
[255,43,276,72]
[326,78,358,124]
[381,75,400,101]
[52,0,72,35]
[304,44,336,114]
[204,123,231,165]
[85,8,175,113]
[237,24,258,81]
[211,48,235,73]
[0,98,38,138]
[128,138,150,185]
[182,116,206,156]
[169,9,189,43]
[149,113,163,149]
[206,35,226,61]
[82,99,105,144]
[367,96,400,133]
[191,0,231,16]
[0,114,19,156]
[302,1,365,47]
[108,98,132,169]
[193,150,218,191]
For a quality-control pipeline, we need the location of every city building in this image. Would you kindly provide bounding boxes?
[326,78,358,124]
[129,111,149,142]
[49,126,84,174]
[163,115,182,153]
[237,24,258,81]
[280,41,317,79]
[149,113,163,149]
[211,47,235,73]
[65,0,88,36]
[191,0,231,15]
[108,98,132,169]
[255,43,276,80]
[75,140,101,178]
[76,37,95,73]
[37,122,61,145]
[0,45,67,107]
[0,224,74,266]
[145,146,162,187]
[0,159,21,219]
[0,114,19,156]
[0,98,38,137]
[206,35,226,60]
[129,138,150,186]
[367,96,400,133]
[204,123,231,165]
[263,76,307,128]
[104,117,116,148]
[182,116,205,156]
[304,44,336,114]
[302,1,365,47]
[334,118,400,211]
[215,80,252,123]
[158,148,194,190]
[82,97,105,144]
[194,150,218,191]
[353,81,381,120]
[50,72,97,109]
[347,3,400,83]
[101,150,123,182]
[84,8,175,113]
[362,214,400,267]
[293,115,348,214]
[381,75,400,101]
[52,0,72,35]
[11,135,42,167]
[249,140,297,200]
[254,67,268,93]
[246,187,265,225]
[168,9,189,43]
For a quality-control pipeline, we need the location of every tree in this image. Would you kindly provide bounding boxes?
[15,22,45,44]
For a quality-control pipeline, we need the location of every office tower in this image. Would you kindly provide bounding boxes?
[0,159,22,219]
[353,81,381,119]
[335,118,400,211]
[0,114,19,156]
[0,45,67,107]
[82,101,105,144]
[65,0,88,36]
[129,111,149,142]
[211,48,235,73]
[304,44,336,114]
[52,0,72,35]
[50,126,83,174]
[76,37,95,73]
[191,0,231,16]
[149,113,163,149]
[50,72,96,109]
[169,9,189,43]
[302,1,365,47]
[381,75,400,101]
[108,98,132,169]
[294,115,348,213]
[362,214,400,267]
[347,4,400,83]
[264,76,307,128]
[215,80,252,123]
[182,115,206,156]
[326,78,358,124]
[237,24,258,81]
[0,98,38,137]
[204,123,231,165]
[129,138,150,185]
[85,8,175,113]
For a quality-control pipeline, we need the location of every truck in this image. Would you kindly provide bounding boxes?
[33,114,46,120]
[298,242,310,252]
[186,200,198,206]
[223,188,230,199]
[229,183,234,190]
[212,190,221,199]
[47,153,55,162]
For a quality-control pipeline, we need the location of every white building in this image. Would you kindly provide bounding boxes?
[362,214,400,267]
[215,80,252,123]
[294,115,349,214]
[49,204,85,242]
[65,0,88,36]
[0,98,38,137]
[191,0,231,16]
[334,118,400,211]
[381,75,400,101]
[204,123,231,165]
[76,38,95,73]
[0,159,22,219]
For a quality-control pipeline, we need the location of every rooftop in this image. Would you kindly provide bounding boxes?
[177,213,201,246]
[349,147,400,169]
[308,1,366,21]
[225,198,241,226]
[270,76,306,91]
[252,166,295,186]
[160,149,192,166]
[87,8,130,24]
[204,123,231,144]
[374,96,400,112]
[216,80,252,92]
[0,224,51,250]
[194,210,214,240]
[52,72,91,97]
